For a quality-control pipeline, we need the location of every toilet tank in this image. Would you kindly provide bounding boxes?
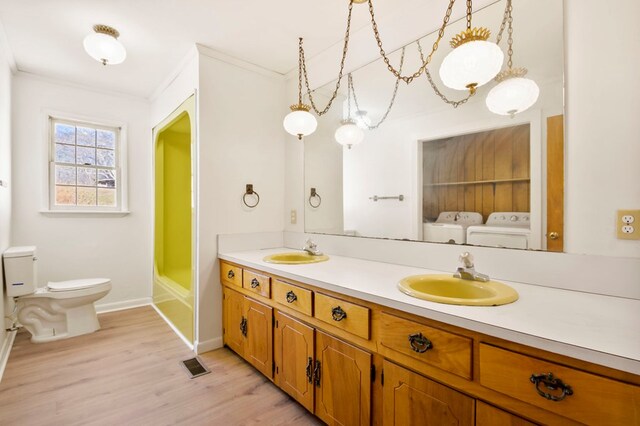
[3,246,37,297]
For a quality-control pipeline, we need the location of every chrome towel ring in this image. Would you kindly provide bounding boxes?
[309,187,321,208]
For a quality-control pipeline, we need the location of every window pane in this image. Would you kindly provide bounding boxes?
[77,167,96,186]
[54,123,75,144]
[55,144,75,163]
[77,127,96,146]
[97,148,115,167]
[55,166,76,185]
[77,187,97,205]
[98,188,116,206]
[55,186,76,205]
[76,146,96,165]
[97,169,116,188]
[97,130,116,149]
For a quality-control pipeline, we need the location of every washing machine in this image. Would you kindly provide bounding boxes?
[466,212,531,249]
[423,211,483,244]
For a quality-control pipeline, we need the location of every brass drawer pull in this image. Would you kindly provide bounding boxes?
[240,317,247,337]
[227,270,235,279]
[408,333,433,353]
[305,357,313,383]
[286,291,298,303]
[314,360,321,387]
[530,373,574,402]
[251,278,260,288]
[331,306,347,321]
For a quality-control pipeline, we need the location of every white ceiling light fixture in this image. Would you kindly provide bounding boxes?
[486,0,539,117]
[83,24,127,66]
[335,72,364,149]
[283,38,318,140]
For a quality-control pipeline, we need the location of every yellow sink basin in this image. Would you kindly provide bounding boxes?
[398,274,518,306]
[263,252,330,265]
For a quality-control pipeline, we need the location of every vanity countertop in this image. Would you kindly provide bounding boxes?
[218,248,640,375]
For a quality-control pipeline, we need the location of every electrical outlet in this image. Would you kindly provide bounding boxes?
[290,209,297,225]
[617,210,640,240]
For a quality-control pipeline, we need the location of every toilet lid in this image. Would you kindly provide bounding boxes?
[47,278,110,292]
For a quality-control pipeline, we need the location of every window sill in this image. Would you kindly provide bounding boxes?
[39,210,130,217]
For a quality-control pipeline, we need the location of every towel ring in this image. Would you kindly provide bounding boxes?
[309,188,321,208]
[243,184,260,208]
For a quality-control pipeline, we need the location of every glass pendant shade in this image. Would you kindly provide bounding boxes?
[83,27,126,66]
[335,120,364,149]
[439,40,504,92]
[283,107,318,140]
[486,76,539,116]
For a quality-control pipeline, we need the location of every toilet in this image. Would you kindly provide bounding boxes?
[2,246,111,343]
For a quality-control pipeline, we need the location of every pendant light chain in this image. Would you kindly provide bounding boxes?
[506,0,514,69]
[297,38,304,105]
[367,0,456,84]
[348,47,406,130]
[466,0,473,29]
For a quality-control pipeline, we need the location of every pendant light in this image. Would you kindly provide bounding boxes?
[439,0,503,94]
[283,38,318,140]
[335,74,364,149]
[486,0,539,117]
[83,25,126,66]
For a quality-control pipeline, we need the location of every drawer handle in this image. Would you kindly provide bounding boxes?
[313,360,321,387]
[250,278,260,288]
[408,333,433,353]
[530,373,574,402]
[306,357,313,383]
[240,317,247,337]
[227,270,235,279]
[331,306,347,321]
[286,291,298,303]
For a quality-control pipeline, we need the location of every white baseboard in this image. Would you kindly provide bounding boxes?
[0,330,17,383]
[195,336,223,354]
[96,297,152,314]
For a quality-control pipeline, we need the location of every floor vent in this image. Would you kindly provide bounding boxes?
[181,357,210,379]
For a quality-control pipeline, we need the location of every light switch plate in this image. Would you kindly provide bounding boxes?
[617,210,640,240]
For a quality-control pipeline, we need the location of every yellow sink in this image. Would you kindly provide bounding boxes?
[398,274,518,306]
[263,252,330,265]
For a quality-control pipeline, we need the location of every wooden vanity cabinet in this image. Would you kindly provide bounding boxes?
[223,286,245,356]
[476,401,537,426]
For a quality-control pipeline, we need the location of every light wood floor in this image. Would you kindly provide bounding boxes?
[0,306,322,426]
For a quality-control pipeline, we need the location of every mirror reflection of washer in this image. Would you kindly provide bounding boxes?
[423,212,483,244]
[466,212,531,249]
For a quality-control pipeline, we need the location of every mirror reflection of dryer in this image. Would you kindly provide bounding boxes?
[466,212,531,249]
[423,212,483,244]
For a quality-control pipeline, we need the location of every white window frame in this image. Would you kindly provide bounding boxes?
[46,112,128,213]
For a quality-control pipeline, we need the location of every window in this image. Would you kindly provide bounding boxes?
[49,116,125,211]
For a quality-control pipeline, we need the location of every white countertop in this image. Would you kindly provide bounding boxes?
[219,248,640,375]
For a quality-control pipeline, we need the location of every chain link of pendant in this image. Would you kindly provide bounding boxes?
[347,47,405,130]
[367,0,456,84]
[496,0,514,69]
[300,1,354,116]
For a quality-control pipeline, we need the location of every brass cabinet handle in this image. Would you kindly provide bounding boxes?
[530,373,574,401]
[313,360,321,387]
[549,232,560,240]
[240,317,247,337]
[331,306,347,321]
[251,278,260,288]
[286,291,298,303]
[227,270,235,279]
[408,333,433,353]
[305,357,313,384]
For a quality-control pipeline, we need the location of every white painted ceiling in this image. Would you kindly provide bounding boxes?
[0,0,495,99]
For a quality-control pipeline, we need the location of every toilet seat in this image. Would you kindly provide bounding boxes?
[47,278,111,292]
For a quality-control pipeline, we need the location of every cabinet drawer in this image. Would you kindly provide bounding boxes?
[220,261,242,287]
[378,312,472,379]
[273,280,313,316]
[479,344,640,425]
[314,293,370,340]
[242,270,271,298]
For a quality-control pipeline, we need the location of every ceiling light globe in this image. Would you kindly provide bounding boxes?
[335,120,364,149]
[283,108,318,140]
[439,40,504,92]
[83,32,126,65]
[486,76,540,116]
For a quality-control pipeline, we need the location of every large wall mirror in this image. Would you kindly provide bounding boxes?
[304,0,564,252]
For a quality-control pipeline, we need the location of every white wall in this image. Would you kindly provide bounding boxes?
[11,74,152,309]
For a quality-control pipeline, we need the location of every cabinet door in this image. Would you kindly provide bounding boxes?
[315,330,371,426]
[244,297,273,378]
[476,401,537,426]
[382,360,474,426]
[223,287,245,357]
[274,311,315,412]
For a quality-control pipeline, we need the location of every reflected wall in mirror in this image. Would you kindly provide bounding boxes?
[304,0,564,252]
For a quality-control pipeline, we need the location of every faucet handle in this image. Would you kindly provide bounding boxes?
[459,252,474,268]
[304,238,316,249]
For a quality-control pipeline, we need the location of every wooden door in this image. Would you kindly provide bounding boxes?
[244,297,273,378]
[382,360,474,426]
[274,311,315,412]
[546,115,564,251]
[223,287,245,357]
[476,401,537,426]
[315,330,371,426]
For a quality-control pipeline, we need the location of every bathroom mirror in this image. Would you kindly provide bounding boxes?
[304,0,564,252]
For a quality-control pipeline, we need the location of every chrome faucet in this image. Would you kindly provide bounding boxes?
[302,238,323,256]
[453,252,490,282]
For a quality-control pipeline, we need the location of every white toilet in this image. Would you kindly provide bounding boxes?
[2,246,111,343]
